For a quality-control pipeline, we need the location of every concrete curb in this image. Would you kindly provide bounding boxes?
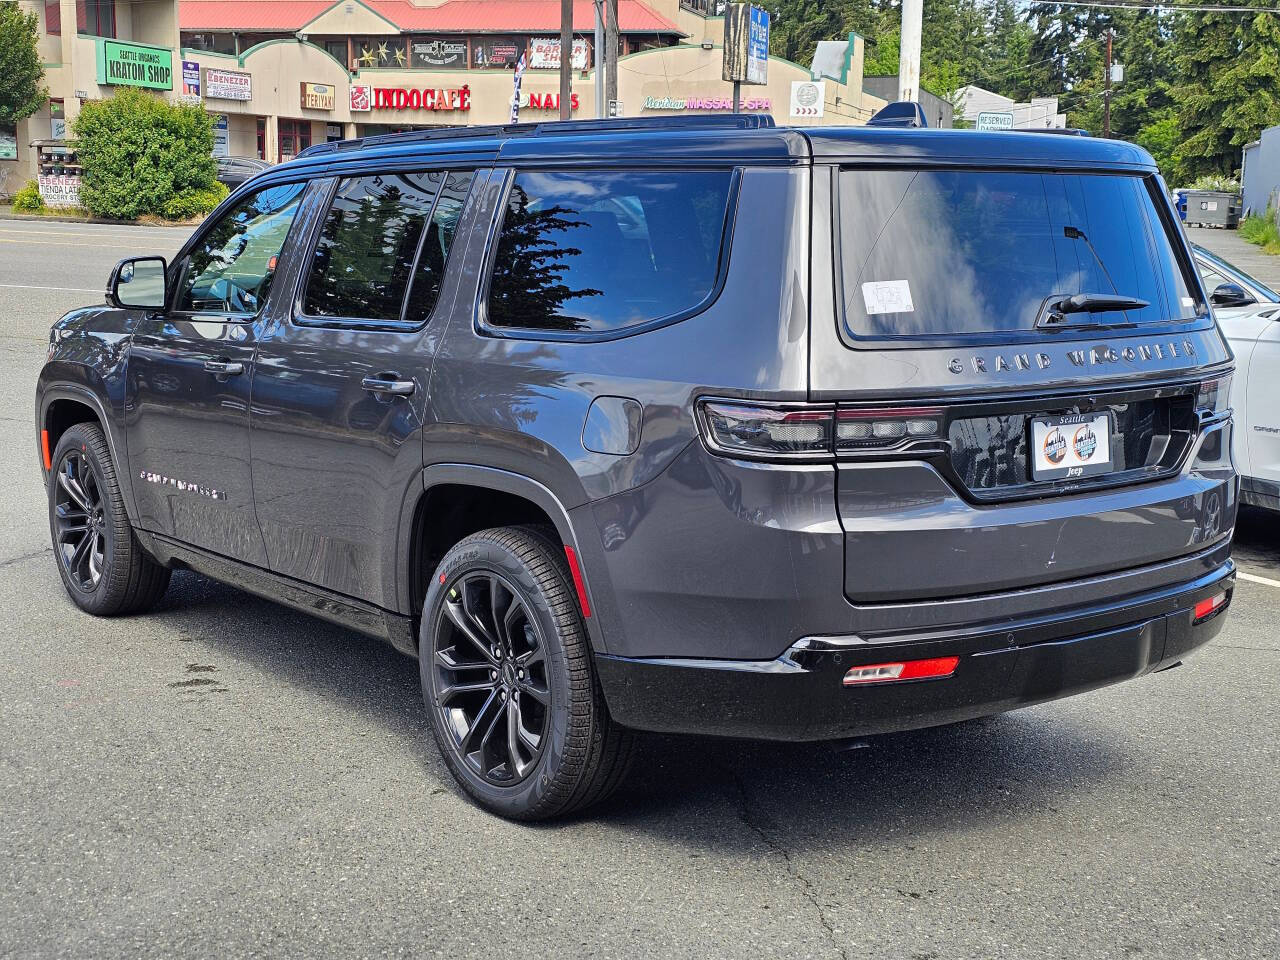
[0,210,195,227]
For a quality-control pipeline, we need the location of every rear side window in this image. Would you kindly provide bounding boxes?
[486,169,735,335]
[838,169,1202,341]
[303,172,440,322]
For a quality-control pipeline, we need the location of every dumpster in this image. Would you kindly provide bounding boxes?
[1183,190,1241,228]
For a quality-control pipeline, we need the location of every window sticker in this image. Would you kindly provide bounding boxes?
[861,279,914,315]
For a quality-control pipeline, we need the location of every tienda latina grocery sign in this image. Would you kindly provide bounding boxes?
[96,40,173,91]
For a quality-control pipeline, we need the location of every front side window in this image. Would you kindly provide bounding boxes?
[838,169,1202,341]
[303,171,476,324]
[486,169,735,335]
[175,181,306,316]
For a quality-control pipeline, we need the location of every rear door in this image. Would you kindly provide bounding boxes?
[126,180,310,564]
[1246,318,1280,491]
[249,167,478,606]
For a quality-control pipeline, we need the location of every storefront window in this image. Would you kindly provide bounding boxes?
[472,37,523,69]
[324,40,348,67]
[77,0,116,38]
[354,37,408,69]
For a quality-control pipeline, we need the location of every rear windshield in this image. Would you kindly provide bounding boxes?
[838,169,1202,341]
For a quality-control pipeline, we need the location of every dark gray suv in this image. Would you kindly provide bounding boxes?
[35,117,1237,819]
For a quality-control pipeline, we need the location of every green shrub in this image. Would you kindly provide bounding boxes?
[71,88,218,220]
[162,181,228,220]
[1188,174,1240,193]
[11,179,42,212]
[1240,212,1280,255]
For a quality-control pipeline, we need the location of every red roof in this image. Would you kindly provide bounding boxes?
[180,0,682,35]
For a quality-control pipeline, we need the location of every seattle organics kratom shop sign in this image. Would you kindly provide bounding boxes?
[96,40,173,91]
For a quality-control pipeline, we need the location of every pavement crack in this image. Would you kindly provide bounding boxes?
[725,766,849,960]
[0,547,51,569]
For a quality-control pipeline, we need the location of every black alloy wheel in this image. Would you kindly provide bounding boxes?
[432,570,551,785]
[53,449,107,591]
[421,526,634,820]
[47,422,171,616]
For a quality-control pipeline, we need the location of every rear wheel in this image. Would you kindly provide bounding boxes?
[48,423,170,615]
[421,526,633,820]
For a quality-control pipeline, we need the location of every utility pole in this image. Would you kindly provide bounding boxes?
[605,0,618,115]
[593,0,604,118]
[560,0,573,120]
[1104,27,1113,139]
[898,0,922,102]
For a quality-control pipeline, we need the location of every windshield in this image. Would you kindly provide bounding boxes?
[838,169,1203,340]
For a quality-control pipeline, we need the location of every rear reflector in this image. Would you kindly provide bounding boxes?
[40,429,52,471]
[843,656,960,686]
[1193,592,1226,622]
[563,545,592,619]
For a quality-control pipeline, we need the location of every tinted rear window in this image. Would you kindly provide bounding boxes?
[486,169,734,335]
[838,169,1201,340]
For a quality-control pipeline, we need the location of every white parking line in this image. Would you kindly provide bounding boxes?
[0,282,102,294]
[1238,570,1280,589]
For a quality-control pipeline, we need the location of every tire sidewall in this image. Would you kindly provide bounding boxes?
[48,426,118,612]
[420,535,580,818]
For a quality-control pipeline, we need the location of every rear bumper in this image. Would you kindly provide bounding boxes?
[596,560,1235,741]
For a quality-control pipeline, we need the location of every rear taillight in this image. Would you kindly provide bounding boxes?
[697,400,948,461]
[1197,373,1232,418]
[699,402,833,459]
[843,656,960,686]
[835,406,945,452]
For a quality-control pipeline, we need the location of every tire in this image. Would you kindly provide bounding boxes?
[420,525,634,820]
[48,422,171,616]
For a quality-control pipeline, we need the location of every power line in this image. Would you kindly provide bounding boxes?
[1028,1,1280,12]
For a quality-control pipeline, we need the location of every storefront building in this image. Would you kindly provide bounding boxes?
[3,0,885,197]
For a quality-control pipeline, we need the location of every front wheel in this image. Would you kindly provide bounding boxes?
[420,526,633,820]
[47,422,170,615]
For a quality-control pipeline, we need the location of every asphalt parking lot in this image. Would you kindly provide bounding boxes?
[1,217,1277,959]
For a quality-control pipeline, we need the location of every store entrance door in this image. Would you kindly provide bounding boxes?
[278,119,312,162]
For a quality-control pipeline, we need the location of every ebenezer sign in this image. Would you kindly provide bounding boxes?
[96,41,173,91]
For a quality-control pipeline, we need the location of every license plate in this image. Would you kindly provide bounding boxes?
[1030,412,1113,481]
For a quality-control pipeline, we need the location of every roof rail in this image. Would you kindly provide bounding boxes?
[294,113,777,160]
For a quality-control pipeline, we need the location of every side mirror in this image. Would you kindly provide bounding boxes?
[107,256,168,310]
[1210,282,1256,309]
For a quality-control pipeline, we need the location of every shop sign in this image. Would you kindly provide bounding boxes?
[37,174,82,208]
[204,68,252,102]
[371,86,471,112]
[49,100,66,140]
[520,92,580,111]
[643,95,771,111]
[723,4,769,86]
[0,125,16,161]
[212,115,229,157]
[181,60,201,98]
[473,37,522,68]
[97,40,173,90]
[411,37,467,69]
[350,84,372,112]
[528,37,589,70]
[789,80,824,119]
[301,82,336,111]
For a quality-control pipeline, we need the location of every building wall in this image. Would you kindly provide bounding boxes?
[1241,126,1280,216]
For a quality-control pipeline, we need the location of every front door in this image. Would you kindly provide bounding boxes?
[250,168,478,605]
[125,180,311,564]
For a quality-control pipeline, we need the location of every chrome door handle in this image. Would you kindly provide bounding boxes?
[203,359,244,376]
[361,376,415,396]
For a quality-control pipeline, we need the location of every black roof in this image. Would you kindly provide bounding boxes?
[282,115,1157,175]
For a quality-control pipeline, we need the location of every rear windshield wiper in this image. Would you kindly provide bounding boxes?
[1037,292,1150,330]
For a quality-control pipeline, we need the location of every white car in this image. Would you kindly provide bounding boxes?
[1194,244,1280,512]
